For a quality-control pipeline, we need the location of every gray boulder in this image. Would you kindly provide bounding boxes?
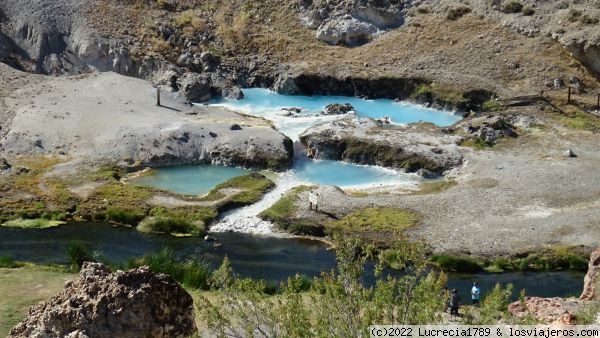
[316,16,378,46]
[9,262,197,338]
[0,158,11,171]
[178,73,213,102]
[322,103,355,115]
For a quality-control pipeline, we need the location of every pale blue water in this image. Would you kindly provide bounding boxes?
[213,88,460,126]
[132,165,250,195]
[293,158,409,188]
[132,160,415,196]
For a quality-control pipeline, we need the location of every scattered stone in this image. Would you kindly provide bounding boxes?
[508,297,578,324]
[0,158,11,171]
[209,131,218,137]
[282,107,303,114]
[322,103,355,115]
[13,166,30,175]
[230,124,242,131]
[416,168,438,179]
[554,78,565,88]
[204,235,215,241]
[461,115,517,145]
[8,262,197,338]
[564,149,577,158]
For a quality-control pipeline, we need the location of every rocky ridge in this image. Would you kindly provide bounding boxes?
[9,262,197,338]
[299,117,463,174]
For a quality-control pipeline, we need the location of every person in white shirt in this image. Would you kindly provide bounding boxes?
[471,281,481,306]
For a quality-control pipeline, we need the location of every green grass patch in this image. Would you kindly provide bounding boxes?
[0,266,76,336]
[210,172,275,207]
[482,100,501,112]
[0,256,21,268]
[258,186,321,235]
[326,207,419,235]
[460,137,493,150]
[105,207,144,225]
[561,109,600,132]
[430,254,484,273]
[137,216,206,236]
[127,248,212,290]
[1,218,66,229]
[411,83,466,108]
[414,180,457,195]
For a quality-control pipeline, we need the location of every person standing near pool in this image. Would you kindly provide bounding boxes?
[449,289,460,318]
[471,281,481,306]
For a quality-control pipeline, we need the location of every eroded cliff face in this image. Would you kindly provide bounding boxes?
[299,117,463,174]
[9,262,197,338]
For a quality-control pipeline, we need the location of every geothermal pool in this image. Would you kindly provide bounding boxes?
[211,88,461,140]
[132,89,462,232]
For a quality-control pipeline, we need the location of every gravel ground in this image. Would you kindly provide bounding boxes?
[0,65,291,170]
[299,128,600,256]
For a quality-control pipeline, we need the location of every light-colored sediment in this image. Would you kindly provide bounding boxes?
[294,124,600,255]
[0,64,292,170]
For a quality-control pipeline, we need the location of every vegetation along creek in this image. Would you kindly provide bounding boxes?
[1,0,600,335]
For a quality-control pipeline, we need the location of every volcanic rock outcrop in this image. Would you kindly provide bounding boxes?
[299,117,463,174]
[9,262,197,338]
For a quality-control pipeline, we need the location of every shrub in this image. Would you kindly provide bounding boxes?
[502,1,523,13]
[447,6,472,20]
[197,237,448,335]
[430,254,483,272]
[483,99,501,111]
[0,255,21,268]
[67,241,100,271]
[137,216,205,236]
[567,9,582,22]
[580,14,599,25]
[522,6,535,16]
[129,248,212,290]
[463,283,513,324]
[105,207,143,225]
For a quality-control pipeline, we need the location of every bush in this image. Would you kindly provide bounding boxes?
[105,207,143,225]
[0,255,21,268]
[502,1,523,13]
[483,99,501,112]
[447,6,472,20]
[137,216,205,236]
[567,9,582,22]
[463,283,513,324]
[430,254,483,272]
[522,6,535,16]
[197,237,448,336]
[129,248,212,290]
[67,241,99,271]
[580,14,599,25]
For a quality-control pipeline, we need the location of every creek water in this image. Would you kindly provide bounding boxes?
[212,88,461,140]
[0,222,583,299]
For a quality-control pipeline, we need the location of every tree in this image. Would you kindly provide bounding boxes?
[197,235,448,337]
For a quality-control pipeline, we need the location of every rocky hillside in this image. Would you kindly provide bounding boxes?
[1,0,598,106]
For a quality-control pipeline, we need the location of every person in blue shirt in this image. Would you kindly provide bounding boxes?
[471,281,481,306]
